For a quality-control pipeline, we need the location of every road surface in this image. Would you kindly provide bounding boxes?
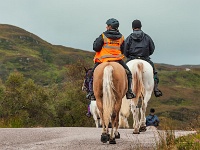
[0,127,196,150]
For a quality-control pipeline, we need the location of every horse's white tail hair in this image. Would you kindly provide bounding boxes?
[133,63,145,99]
[103,65,115,127]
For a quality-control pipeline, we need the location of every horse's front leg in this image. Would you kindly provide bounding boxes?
[94,118,99,128]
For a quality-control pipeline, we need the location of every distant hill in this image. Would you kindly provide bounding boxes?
[0,24,199,84]
[157,63,200,68]
[0,24,94,85]
[154,63,200,72]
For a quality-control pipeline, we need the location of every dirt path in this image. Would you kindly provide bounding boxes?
[0,127,196,150]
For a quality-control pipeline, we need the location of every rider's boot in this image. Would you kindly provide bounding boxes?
[126,76,136,99]
[86,77,96,100]
[154,72,162,97]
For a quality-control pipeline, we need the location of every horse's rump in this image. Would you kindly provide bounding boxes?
[93,62,127,101]
[127,60,154,101]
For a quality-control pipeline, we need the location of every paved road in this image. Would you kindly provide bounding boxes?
[0,127,196,150]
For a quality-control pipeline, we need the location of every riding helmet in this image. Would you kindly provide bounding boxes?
[106,18,119,29]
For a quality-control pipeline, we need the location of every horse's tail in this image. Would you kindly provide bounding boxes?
[133,63,145,99]
[103,65,115,127]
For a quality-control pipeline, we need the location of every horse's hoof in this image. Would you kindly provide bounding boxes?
[139,126,147,132]
[109,138,116,144]
[101,133,109,143]
[107,133,110,141]
[115,132,120,139]
[133,132,140,134]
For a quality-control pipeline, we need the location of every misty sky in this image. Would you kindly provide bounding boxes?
[0,0,200,65]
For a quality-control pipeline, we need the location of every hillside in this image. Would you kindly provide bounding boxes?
[0,24,200,129]
[146,63,200,129]
[0,24,199,85]
[0,24,94,85]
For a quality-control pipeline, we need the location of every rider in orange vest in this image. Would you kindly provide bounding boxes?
[86,18,136,100]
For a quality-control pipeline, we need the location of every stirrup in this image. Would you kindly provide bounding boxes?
[90,95,96,101]
[126,91,136,99]
[86,92,96,100]
[86,92,93,99]
[154,90,162,97]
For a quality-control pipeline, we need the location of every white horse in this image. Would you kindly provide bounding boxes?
[127,59,154,134]
[89,100,102,128]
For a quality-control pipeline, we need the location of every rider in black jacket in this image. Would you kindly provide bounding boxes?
[124,20,162,97]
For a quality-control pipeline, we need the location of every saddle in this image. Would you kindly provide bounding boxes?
[128,56,149,61]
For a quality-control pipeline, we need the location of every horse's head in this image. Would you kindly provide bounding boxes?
[82,67,93,93]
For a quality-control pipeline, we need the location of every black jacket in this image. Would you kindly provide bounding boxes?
[93,29,124,53]
[124,30,155,59]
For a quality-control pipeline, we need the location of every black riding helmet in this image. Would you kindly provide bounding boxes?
[106,18,119,29]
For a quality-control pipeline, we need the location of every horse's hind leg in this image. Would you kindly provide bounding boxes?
[100,113,110,143]
[114,111,120,139]
[109,112,117,144]
[139,106,147,132]
[140,105,146,129]
[131,104,140,134]
[140,92,151,132]
[97,99,108,143]
[94,119,99,128]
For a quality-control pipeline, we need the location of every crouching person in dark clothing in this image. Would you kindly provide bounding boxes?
[146,108,159,127]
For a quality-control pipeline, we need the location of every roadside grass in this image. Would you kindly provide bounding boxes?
[126,118,199,150]
[156,118,200,150]
[175,132,200,150]
[156,129,200,150]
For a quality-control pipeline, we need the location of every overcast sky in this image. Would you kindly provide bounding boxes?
[0,0,199,65]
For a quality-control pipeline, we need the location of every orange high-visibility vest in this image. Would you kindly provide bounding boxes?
[93,33,125,63]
